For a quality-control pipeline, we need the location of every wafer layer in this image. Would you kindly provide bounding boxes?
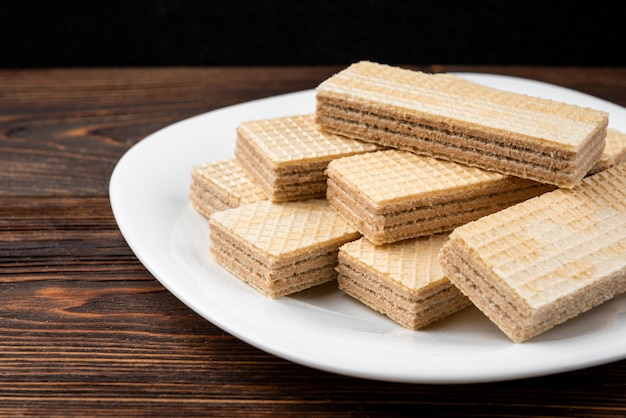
[316,61,608,188]
[209,199,360,298]
[235,113,379,202]
[189,158,267,217]
[326,149,553,244]
[439,163,626,342]
[338,235,471,330]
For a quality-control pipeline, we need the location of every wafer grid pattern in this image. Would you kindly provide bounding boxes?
[341,234,448,289]
[193,159,267,205]
[328,150,505,204]
[209,199,359,257]
[237,114,378,165]
[454,165,626,309]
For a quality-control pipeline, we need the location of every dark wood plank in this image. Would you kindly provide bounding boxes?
[0,197,145,281]
[0,66,346,197]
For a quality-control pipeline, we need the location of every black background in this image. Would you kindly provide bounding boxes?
[0,0,623,67]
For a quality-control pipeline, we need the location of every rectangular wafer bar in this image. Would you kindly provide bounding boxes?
[209,199,360,298]
[337,234,471,330]
[235,113,379,202]
[190,158,267,217]
[315,61,609,188]
[326,149,553,244]
[439,162,626,342]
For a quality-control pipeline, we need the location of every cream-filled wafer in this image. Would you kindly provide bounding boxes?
[316,61,608,188]
[235,113,379,202]
[337,234,471,330]
[209,199,360,298]
[190,158,267,217]
[439,163,626,343]
[326,149,553,244]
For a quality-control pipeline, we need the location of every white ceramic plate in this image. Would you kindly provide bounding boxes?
[110,73,626,384]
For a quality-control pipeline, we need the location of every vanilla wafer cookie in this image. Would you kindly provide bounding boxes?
[189,158,267,217]
[337,234,471,330]
[235,113,379,202]
[589,128,626,175]
[326,149,553,244]
[209,199,360,298]
[316,61,608,188]
[439,162,626,342]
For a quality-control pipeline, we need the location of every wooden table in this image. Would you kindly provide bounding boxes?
[2,65,626,417]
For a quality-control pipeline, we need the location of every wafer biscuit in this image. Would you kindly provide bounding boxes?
[337,234,471,330]
[315,61,609,188]
[326,149,553,244]
[189,158,267,217]
[209,199,360,298]
[589,128,626,174]
[235,113,379,202]
[439,162,626,342]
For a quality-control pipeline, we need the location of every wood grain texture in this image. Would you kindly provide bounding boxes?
[1,66,626,417]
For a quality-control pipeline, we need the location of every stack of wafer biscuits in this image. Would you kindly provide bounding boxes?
[329,130,626,333]
[193,60,626,341]
[209,199,360,298]
[326,149,553,244]
[337,234,472,330]
[190,158,267,217]
[439,163,626,342]
[235,113,379,202]
[315,61,609,188]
